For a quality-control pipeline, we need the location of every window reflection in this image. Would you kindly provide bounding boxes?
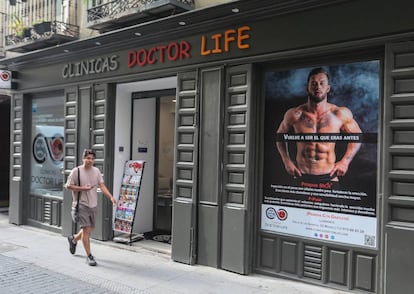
[31,96,64,197]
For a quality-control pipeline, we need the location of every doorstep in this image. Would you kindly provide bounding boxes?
[94,236,172,256]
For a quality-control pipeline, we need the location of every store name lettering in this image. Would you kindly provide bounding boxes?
[62,55,119,78]
[128,41,191,67]
[61,26,252,76]
[200,26,250,55]
[128,25,251,68]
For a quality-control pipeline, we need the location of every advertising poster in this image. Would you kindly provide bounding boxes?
[31,97,65,196]
[261,61,379,248]
[114,160,145,234]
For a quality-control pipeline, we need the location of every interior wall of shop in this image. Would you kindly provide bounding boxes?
[131,98,156,234]
[114,76,177,234]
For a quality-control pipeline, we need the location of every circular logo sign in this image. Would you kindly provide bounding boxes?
[47,135,64,163]
[276,209,288,221]
[0,71,10,82]
[33,134,47,163]
[266,207,277,219]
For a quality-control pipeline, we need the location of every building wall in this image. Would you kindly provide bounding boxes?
[195,0,232,8]
[78,1,99,39]
[0,1,4,58]
[3,1,414,293]
[1,0,84,59]
[383,42,414,294]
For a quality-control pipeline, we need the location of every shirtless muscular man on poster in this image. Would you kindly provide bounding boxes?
[276,67,362,187]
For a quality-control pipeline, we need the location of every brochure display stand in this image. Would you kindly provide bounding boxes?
[113,160,145,245]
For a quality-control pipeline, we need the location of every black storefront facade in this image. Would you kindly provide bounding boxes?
[2,0,414,293]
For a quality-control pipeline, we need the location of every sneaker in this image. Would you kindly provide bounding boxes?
[86,255,97,266]
[67,235,77,255]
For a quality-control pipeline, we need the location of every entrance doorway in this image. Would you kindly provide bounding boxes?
[131,90,175,239]
[155,95,175,232]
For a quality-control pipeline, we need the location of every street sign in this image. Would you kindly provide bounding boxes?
[0,70,12,89]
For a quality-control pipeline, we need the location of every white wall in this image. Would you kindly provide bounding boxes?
[131,98,156,234]
[113,76,177,233]
[158,97,175,180]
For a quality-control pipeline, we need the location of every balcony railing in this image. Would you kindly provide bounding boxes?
[5,21,80,53]
[87,0,194,32]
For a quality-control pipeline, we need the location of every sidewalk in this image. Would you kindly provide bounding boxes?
[0,212,350,294]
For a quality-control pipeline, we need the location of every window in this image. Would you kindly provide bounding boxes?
[30,94,65,197]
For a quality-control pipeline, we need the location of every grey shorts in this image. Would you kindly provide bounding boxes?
[78,205,98,228]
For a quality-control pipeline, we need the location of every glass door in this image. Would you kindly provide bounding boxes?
[155,95,176,233]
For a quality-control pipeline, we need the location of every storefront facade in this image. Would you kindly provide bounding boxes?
[2,0,414,293]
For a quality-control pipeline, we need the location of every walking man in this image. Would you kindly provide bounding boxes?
[65,148,116,266]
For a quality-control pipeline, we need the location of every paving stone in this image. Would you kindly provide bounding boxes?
[0,254,117,294]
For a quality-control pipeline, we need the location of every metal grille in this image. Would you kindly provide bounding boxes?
[87,0,194,22]
[303,244,322,280]
[43,199,52,224]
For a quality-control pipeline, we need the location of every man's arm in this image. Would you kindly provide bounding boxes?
[66,183,95,192]
[98,182,117,205]
[331,107,362,177]
[65,169,89,192]
[66,184,81,192]
[276,109,302,177]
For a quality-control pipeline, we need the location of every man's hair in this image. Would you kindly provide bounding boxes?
[307,67,330,83]
[82,148,96,158]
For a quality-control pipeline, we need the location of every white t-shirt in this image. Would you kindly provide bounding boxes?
[66,166,104,208]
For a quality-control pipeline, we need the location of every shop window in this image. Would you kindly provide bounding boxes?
[262,61,380,249]
[30,95,65,197]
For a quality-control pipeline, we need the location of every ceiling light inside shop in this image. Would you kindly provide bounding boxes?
[134,32,142,36]
[178,21,186,26]
[232,8,240,13]
[95,41,102,46]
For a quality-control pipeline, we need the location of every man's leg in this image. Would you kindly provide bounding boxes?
[73,228,83,243]
[81,226,93,256]
[82,226,97,266]
[68,228,83,255]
